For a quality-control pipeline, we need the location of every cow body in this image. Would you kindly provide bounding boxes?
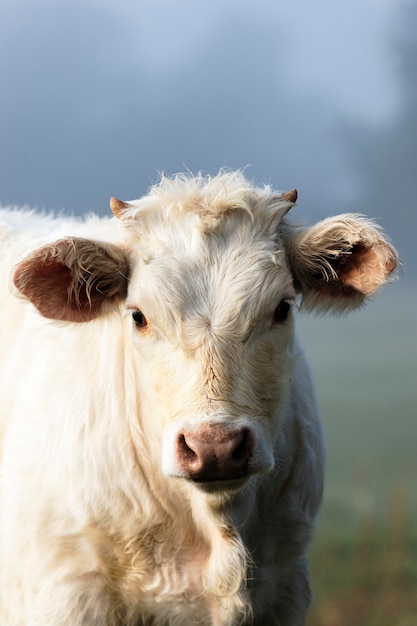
[0,172,398,625]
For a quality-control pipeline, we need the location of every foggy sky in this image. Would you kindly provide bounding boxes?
[0,0,415,276]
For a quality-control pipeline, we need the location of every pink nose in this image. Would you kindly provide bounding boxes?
[176,424,253,482]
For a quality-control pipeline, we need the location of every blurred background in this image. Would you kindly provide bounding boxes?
[1,1,416,623]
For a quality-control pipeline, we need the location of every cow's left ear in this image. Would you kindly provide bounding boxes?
[13,238,130,322]
[283,214,399,313]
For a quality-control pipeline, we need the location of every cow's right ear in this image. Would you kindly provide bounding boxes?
[13,237,130,322]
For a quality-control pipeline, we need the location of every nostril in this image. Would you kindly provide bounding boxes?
[178,434,198,462]
[231,429,254,469]
[232,429,249,462]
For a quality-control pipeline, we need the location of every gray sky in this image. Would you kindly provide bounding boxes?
[1,0,415,277]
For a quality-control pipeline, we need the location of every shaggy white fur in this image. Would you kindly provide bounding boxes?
[0,171,398,625]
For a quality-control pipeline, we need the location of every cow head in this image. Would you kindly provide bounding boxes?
[13,172,398,495]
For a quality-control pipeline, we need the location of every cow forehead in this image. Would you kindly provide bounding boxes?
[126,210,294,340]
[119,170,294,257]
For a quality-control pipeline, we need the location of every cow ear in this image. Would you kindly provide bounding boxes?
[283,214,399,313]
[13,237,130,322]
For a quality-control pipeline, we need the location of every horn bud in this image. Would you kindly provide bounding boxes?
[279,188,297,203]
[110,197,131,218]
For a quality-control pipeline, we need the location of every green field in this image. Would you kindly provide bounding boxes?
[295,285,417,625]
[309,515,417,626]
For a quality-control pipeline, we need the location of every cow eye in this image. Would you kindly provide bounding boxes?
[132,310,147,328]
[273,300,291,325]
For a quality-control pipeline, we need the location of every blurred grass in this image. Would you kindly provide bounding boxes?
[296,284,417,625]
[308,497,417,626]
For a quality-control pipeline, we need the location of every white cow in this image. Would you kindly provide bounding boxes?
[0,172,398,625]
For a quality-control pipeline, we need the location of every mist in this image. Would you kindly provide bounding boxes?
[1,0,415,280]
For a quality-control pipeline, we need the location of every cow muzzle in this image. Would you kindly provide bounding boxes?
[176,424,253,483]
[162,418,274,490]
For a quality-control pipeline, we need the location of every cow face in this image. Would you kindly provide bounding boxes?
[123,211,297,492]
[13,172,398,494]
